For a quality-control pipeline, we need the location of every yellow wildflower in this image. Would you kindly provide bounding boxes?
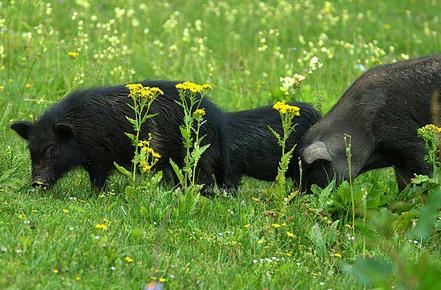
[25,83,32,89]
[148,87,165,95]
[286,231,294,238]
[201,83,213,90]
[68,51,80,59]
[273,101,301,116]
[141,146,161,159]
[139,87,164,100]
[175,81,213,93]
[193,108,206,118]
[95,223,107,230]
[53,268,59,274]
[139,159,152,173]
[126,84,163,100]
[400,53,410,60]
[333,253,343,258]
[419,124,441,134]
[124,256,134,263]
[138,140,149,148]
[272,223,281,229]
[159,277,167,283]
[62,208,69,213]
[126,83,143,94]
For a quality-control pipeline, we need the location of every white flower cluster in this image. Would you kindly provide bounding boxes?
[280,74,306,95]
[252,256,285,264]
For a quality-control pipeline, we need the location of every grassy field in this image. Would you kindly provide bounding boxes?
[1,0,441,289]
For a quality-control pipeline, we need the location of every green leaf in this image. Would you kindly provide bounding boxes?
[170,158,185,185]
[267,125,281,142]
[125,116,137,126]
[199,144,210,154]
[411,174,437,185]
[180,126,192,142]
[316,179,337,210]
[409,190,441,239]
[343,256,393,287]
[141,113,158,123]
[114,162,131,178]
[190,144,210,168]
[310,223,327,257]
[125,132,135,141]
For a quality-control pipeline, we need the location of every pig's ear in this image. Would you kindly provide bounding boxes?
[302,141,332,164]
[54,123,75,139]
[10,121,33,140]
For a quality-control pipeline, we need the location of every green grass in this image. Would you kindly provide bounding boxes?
[1,0,441,289]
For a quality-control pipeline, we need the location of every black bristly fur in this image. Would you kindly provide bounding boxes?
[11,80,229,191]
[299,54,441,191]
[225,102,321,188]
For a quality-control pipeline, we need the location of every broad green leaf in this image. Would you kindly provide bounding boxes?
[114,162,131,178]
[409,190,441,239]
[125,116,137,126]
[310,223,327,257]
[125,132,135,141]
[170,158,184,185]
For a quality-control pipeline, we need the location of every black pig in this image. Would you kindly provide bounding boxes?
[226,102,321,188]
[11,80,228,190]
[300,54,441,191]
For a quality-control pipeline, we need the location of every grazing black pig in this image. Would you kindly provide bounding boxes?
[299,54,441,191]
[11,80,228,190]
[226,102,321,188]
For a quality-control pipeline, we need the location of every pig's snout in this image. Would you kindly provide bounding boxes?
[32,179,50,189]
[32,163,54,189]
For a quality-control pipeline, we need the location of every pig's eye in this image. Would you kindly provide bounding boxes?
[45,145,57,160]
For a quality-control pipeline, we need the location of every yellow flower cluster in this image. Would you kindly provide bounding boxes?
[68,51,79,59]
[126,83,164,100]
[272,223,281,229]
[95,223,107,230]
[143,147,161,159]
[419,124,441,134]
[139,159,152,173]
[273,101,301,116]
[138,140,161,159]
[175,81,213,93]
[193,108,206,118]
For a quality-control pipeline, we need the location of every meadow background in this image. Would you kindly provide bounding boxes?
[1,0,441,289]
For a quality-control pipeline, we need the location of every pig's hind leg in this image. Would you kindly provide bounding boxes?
[392,140,431,191]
